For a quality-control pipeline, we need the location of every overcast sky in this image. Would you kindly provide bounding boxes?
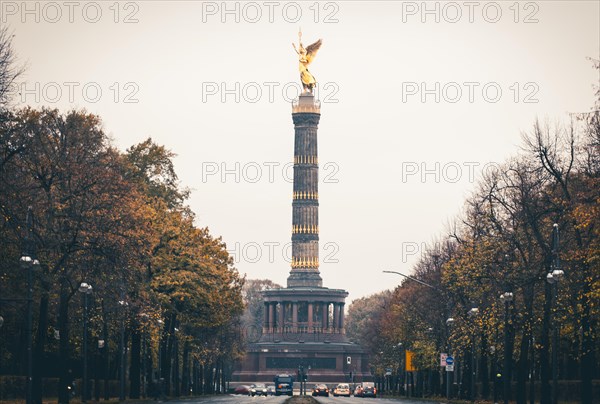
[4,0,599,303]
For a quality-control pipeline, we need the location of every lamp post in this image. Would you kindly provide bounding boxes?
[118,300,129,402]
[78,282,93,403]
[446,317,454,400]
[140,313,149,398]
[546,223,563,404]
[157,318,164,399]
[96,339,105,402]
[499,291,513,404]
[20,255,39,404]
[393,342,403,395]
[468,308,479,404]
[20,206,40,404]
[547,269,563,404]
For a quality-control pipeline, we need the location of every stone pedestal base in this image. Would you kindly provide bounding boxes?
[232,340,370,384]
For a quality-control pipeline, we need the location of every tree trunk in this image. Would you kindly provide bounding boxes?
[94,347,100,402]
[173,335,180,397]
[129,327,141,398]
[160,313,176,396]
[181,341,190,396]
[506,309,516,404]
[516,331,530,404]
[102,306,109,401]
[517,285,535,404]
[58,280,71,404]
[480,328,490,398]
[192,360,198,395]
[540,281,552,404]
[33,291,48,404]
[580,297,593,404]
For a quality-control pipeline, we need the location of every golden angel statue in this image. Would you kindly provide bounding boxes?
[293,30,322,93]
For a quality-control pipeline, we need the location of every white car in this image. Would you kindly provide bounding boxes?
[333,383,351,397]
[250,383,268,396]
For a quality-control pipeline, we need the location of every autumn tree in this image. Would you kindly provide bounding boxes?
[240,279,281,340]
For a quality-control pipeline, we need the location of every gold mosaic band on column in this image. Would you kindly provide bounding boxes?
[290,256,320,268]
[292,225,319,234]
[294,155,318,164]
[293,191,319,200]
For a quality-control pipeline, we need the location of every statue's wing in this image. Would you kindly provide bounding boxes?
[305,39,322,64]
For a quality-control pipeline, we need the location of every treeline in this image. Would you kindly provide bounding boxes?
[0,28,244,403]
[347,62,600,404]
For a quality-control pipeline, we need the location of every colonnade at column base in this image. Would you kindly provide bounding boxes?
[262,326,346,335]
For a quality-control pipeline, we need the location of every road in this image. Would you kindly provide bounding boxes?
[165,394,444,404]
[312,396,441,404]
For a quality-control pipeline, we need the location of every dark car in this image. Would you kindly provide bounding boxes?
[355,382,376,398]
[250,383,268,396]
[273,374,294,396]
[312,384,330,397]
[233,385,251,395]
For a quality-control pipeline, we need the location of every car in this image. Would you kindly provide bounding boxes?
[233,385,251,395]
[311,384,330,397]
[250,383,268,396]
[273,374,294,396]
[333,383,351,397]
[266,385,276,395]
[354,382,376,398]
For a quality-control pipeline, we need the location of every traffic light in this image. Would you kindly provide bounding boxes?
[346,356,351,364]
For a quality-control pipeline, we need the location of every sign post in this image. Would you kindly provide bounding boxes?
[445,356,454,372]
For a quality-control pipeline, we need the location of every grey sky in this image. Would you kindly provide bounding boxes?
[3,0,599,302]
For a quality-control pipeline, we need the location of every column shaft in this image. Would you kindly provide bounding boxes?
[333,304,339,332]
[292,302,298,332]
[278,302,285,333]
[264,303,269,331]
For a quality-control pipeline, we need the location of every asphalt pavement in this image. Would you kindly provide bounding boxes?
[163,394,446,404]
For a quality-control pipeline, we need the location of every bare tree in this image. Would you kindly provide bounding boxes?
[0,26,25,111]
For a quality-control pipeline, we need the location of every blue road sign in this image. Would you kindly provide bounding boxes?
[446,356,454,365]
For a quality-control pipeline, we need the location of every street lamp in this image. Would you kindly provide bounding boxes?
[546,223,563,404]
[118,299,129,402]
[393,342,403,395]
[157,318,165,399]
[20,254,39,404]
[19,206,40,404]
[499,291,513,404]
[547,223,563,404]
[78,282,93,403]
[546,269,564,404]
[446,317,454,400]
[468,308,479,403]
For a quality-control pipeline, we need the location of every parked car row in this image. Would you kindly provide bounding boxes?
[328,382,377,398]
[234,382,377,398]
[232,384,276,396]
[353,382,377,397]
